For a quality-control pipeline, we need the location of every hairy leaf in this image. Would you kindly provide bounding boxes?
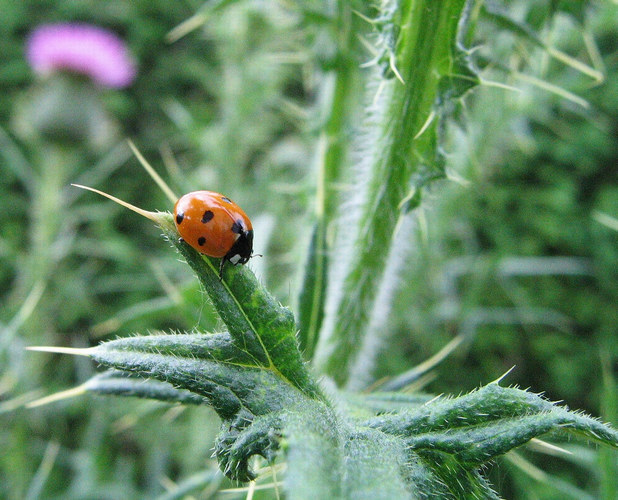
[157,212,323,400]
[62,330,618,493]
[77,332,302,480]
[297,223,329,358]
[366,383,618,498]
[85,370,206,406]
[281,383,618,499]
[87,333,301,421]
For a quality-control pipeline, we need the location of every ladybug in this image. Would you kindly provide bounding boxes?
[173,191,254,278]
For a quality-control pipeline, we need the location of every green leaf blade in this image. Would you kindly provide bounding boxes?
[89,333,300,420]
[84,370,207,406]
[366,384,618,466]
[157,214,323,400]
[297,223,329,358]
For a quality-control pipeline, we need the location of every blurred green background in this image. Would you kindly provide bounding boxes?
[0,0,616,498]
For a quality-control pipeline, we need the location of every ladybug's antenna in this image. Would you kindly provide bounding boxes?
[127,139,178,204]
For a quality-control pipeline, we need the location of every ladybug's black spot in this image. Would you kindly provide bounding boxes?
[201,210,214,223]
[231,220,244,234]
[221,197,232,203]
[176,212,184,224]
[198,236,206,246]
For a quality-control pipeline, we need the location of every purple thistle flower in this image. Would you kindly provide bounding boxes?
[26,23,136,88]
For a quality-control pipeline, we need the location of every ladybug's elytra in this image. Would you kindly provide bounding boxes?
[173,191,254,278]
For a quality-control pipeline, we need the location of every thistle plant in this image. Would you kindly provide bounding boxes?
[26,1,618,498]
[30,191,618,496]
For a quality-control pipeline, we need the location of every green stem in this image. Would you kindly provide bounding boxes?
[314,0,470,385]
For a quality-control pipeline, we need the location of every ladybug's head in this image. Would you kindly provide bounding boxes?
[225,227,254,266]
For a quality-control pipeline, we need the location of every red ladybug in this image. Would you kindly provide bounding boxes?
[173,191,254,278]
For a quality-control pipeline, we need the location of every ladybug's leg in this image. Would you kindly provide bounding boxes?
[218,257,226,280]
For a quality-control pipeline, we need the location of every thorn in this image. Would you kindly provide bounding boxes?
[513,71,589,108]
[26,345,95,356]
[357,34,380,58]
[491,365,516,384]
[352,9,376,25]
[389,53,405,85]
[528,438,573,456]
[371,79,387,107]
[479,77,522,93]
[127,140,178,203]
[413,110,436,140]
[0,390,44,413]
[26,385,87,408]
[71,184,163,224]
[424,393,443,406]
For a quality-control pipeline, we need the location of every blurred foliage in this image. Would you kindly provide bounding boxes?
[0,1,317,498]
[0,0,616,498]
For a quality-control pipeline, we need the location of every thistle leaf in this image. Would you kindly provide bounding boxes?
[281,383,618,499]
[283,407,420,500]
[367,383,618,457]
[297,223,329,358]
[365,383,618,498]
[59,332,618,492]
[85,370,207,406]
[85,333,302,421]
[79,332,309,480]
[63,192,326,480]
[156,212,323,400]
